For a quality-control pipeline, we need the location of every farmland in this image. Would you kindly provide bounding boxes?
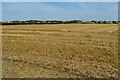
[2,24,118,78]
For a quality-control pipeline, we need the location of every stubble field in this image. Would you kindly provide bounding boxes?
[2,24,118,78]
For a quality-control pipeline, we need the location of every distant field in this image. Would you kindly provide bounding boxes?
[2,24,118,78]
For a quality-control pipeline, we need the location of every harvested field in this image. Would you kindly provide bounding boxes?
[2,24,118,78]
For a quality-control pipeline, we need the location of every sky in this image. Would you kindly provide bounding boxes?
[1,0,120,2]
[0,3,2,21]
[2,2,118,21]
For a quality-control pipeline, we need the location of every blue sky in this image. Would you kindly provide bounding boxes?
[2,0,120,2]
[2,2,118,21]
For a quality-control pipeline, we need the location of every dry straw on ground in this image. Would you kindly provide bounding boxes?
[2,24,118,78]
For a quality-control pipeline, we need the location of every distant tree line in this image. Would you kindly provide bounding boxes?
[2,20,119,25]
